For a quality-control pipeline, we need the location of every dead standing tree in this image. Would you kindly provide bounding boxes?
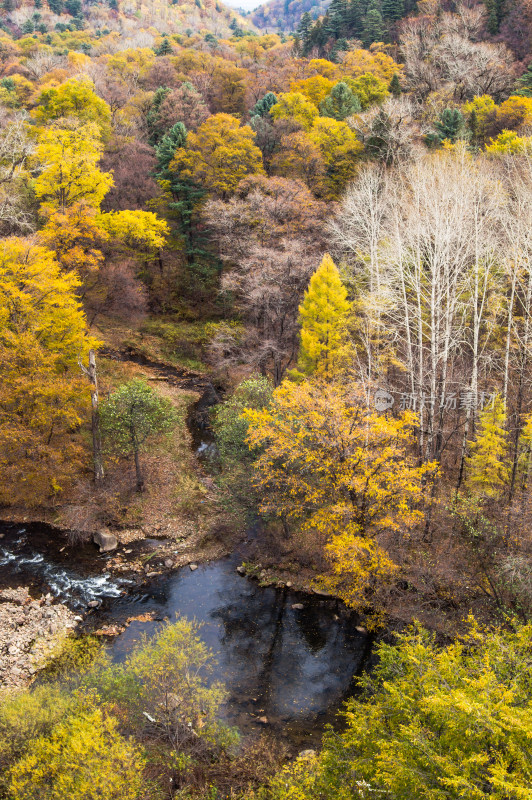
[79,349,105,482]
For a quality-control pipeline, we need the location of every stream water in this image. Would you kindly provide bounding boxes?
[0,392,371,746]
[0,522,370,745]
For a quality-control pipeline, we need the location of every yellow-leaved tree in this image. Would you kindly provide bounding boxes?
[34,123,114,214]
[32,78,112,136]
[8,705,144,800]
[0,238,97,505]
[244,380,435,615]
[96,209,168,251]
[39,202,108,282]
[297,254,352,379]
[308,118,362,197]
[464,394,510,500]
[270,91,319,130]
[170,113,264,198]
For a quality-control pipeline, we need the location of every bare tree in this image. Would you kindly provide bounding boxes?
[0,112,34,235]
[400,4,516,101]
[332,149,506,466]
[79,350,105,482]
[204,176,328,384]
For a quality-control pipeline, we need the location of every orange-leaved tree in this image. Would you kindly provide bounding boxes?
[244,380,435,614]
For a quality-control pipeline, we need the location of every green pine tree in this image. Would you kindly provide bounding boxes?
[297,11,313,53]
[362,0,385,46]
[426,108,466,147]
[464,395,510,500]
[320,82,361,120]
[155,122,211,272]
[146,86,171,145]
[484,0,505,34]
[389,72,402,97]
[516,63,532,98]
[328,0,349,36]
[154,35,173,56]
[250,91,278,118]
[381,0,404,19]
[297,254,352,379]
[330,37,349,62]
[346,0,364,37]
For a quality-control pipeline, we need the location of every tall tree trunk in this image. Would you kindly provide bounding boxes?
[79,349,104,482]
[134,447,144,492]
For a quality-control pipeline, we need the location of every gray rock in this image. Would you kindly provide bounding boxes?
[87,600,100,608]
[93,530,118,553]
[236,565,246,575]
[291,603,304,611]
[299,749,316,759]
[189,563,198,571]
[164,559,174,568]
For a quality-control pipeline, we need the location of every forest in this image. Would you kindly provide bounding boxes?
[1,0,532,796]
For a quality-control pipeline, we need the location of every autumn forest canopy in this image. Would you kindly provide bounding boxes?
[2,0,532,796]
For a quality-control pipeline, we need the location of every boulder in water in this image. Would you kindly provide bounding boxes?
[93,530,118,552]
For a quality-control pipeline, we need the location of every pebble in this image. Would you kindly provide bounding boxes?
[189,563,198,571]
[356,626,367,634]
[258,716,269,724]
[236,565,246,575]
[88,600,100,608]
[291,603,304,610]
[299,749,316,759]
[0,587,77,690]
[164,559,174,568]
[285,581,292,588]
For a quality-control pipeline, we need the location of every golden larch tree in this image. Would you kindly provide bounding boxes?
[297,254,352,379]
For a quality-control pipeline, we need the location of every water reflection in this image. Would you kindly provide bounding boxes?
[0,522,371,743]
[109,558,369,739]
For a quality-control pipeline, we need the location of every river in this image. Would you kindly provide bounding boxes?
[0,388,371,747]
[0,520,370,746]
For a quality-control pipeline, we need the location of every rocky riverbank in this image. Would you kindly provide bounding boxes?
[0,587,78,692]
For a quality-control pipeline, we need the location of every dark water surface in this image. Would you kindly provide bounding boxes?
[0,522,370,744]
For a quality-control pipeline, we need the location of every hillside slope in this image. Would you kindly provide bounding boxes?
[251,0,330,32]
[1,0,256,40]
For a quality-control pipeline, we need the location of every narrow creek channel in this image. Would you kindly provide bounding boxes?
[0,383,372,748]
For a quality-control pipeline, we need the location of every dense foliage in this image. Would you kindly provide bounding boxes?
[259,619,532,799]
[3,0,532,797]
